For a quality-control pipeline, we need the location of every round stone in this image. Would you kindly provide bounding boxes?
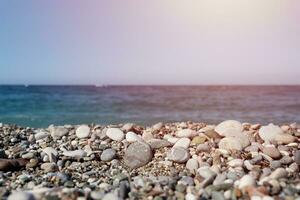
[76,125,90,139]
[106,128,125,141]
[294,150,300,165]
[34,131,49,141]
[215,120,243,136]
[50,126,68,139]
[100,149,116,162]
[269,168,287,179]
[167,147,190,163]
[124,141,153,169]
[227,159,243,167]
[259,124,283,143]
[218,137,243,151]
[176,129,196,138]
[63,150,87,159]
[274,134,296,144]
[191,136,207,145]
[7,192,35,200]
[173,138,191,149]
[238,175,255,189]
[40,163,58,172]
[186,158,199,172]
[147,139,172,149]
[126,132,141,143]
[262,147,281,159]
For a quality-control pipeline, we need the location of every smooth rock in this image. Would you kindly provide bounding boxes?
[176,129,196,138]
[124,142,153,169]
[152,122,163,130]
[227,159,243,167]
[40,162,58,172]
[125,132,141,143]
[186,158,199,172]
[204,129,222,139]
[274,134,296,144]
[259,124,283,143]
[76,125,90,139]
[173,138,191,149]
[218,138,243,151]
[239,175,255,189]
[185,193,197,200]
[147,139,172,149]
[100,149,116,162]
[50,126,68,139]
[0,158,28,172]
[102,193,119,200]
[167,147,190,163]
[191,136,206,145]
[22,152,35,159]
[294,150,300,165]
[269,168,287,179]
[106,128,124,141]
[215,120,243,136]
[63,150,87,158]
[43,147,58,157]
[262,147,281,159]
[7,192,35,200]
[34,131,49,141]
[198,166,217,179]
[142,131,154,141]
[196,143,210,152]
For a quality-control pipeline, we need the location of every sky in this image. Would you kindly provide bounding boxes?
[0,0,299,85]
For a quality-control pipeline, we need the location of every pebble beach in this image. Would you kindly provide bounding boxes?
[0,120,300,200]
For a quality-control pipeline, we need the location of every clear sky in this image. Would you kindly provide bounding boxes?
[0,0,299,85]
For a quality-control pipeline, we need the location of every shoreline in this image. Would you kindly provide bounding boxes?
[0,121,299,200]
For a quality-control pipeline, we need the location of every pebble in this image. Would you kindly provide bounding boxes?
[176,129,196,138]
[196,143,210,152]
[50,126,68,138]
[106,128,125,141]
[186,158,199,172]
[227,159,243,167]
[142,131,154,141]
[215,120,243,136]
[40,162,58,172]
[43,147,58,157]
[294,150,300,165]
[198,166,217,179]
[262,147,281,159]
[218,137,243,151]
[63,150,87,158]
[7,192,35,200]
[100,149,116,162]
[185,193,197,200]
[167,147,190,163]
[22,152,35,159]
[34,131,49,141]
[102,193,119,200]
[125,131,141,143]
[274,134,296,144]
[238,175,255,189]
[76,125,90,139]
[147,139,172,149]
[124,141,153,169]
[173,138,191,149]
[191,136,206,145]
[269,168,287,179]
[259,124,283,143]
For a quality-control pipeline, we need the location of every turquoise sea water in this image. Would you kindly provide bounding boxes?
[0,85,299,128]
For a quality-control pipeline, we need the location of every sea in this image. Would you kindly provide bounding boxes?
[0,85,299,128]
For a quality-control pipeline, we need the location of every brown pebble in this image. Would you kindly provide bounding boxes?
[263,147,281,159]
[0,158,28,172]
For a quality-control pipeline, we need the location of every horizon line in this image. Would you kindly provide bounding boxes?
[0,84,300,87]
